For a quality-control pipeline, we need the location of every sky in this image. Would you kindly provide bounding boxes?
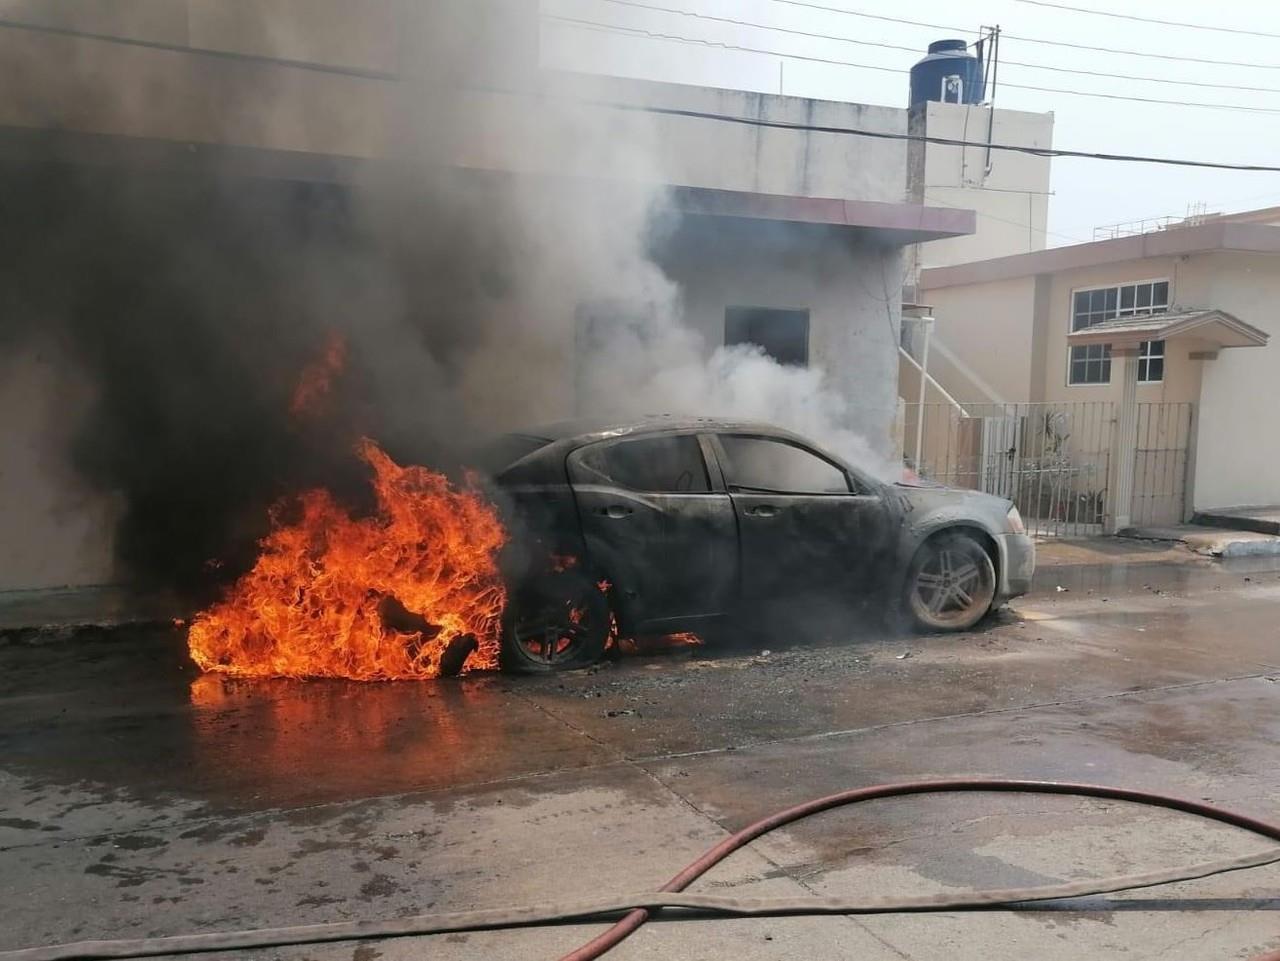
[539,0,1280,246]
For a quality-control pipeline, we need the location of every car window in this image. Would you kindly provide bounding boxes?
[718,435,850,494]
[571,435,710,493]
[470,433,551,476]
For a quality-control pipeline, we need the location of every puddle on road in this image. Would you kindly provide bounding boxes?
[1033,555,1280,597]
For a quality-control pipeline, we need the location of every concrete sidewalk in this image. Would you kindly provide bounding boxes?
[1117,523,1280,558]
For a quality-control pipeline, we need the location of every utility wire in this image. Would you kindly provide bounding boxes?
[547,14,1280,114]
[588,0,1280,96]
[757,0,1280,71]
[1016,0,1280,40]
[923,191,1089,245]
[485,85,1280,173]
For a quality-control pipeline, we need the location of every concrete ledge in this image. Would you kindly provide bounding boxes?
[1119,524,1280,558]
[0,585,181,632]
[1193,506,1280,536]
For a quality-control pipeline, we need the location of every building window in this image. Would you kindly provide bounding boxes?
[1069,280,1169,385]
[725,306,810,366]
[1138,338,1165,383]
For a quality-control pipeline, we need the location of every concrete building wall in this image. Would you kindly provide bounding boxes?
[0,0,402,71]
[1189,253,1280,508]
[0,6,909,205]
[920,275,1038,403]
[461,76,908,205]
[924,255,1215,407]
[1038,257,1205,407]
[912,102,1053,269]
[664,225,904,461]
[0,346,121,592]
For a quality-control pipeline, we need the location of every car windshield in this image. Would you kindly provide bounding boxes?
[469,433,553,477]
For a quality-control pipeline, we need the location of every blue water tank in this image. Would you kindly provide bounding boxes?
[909,39,984,107]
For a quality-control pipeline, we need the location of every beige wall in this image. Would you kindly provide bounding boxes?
[1189,253,1280,508]
[1038,257,1204,407]
[923,249,1280,512]
[918,275,1038,403]
[0,346,121,592]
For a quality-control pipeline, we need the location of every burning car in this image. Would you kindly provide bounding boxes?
[484,417,1036,672]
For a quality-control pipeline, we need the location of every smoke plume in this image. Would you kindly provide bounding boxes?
[1,1,892,599]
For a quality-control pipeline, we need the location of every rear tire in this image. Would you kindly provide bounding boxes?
[501,571,610,673]
[904,532,997,633]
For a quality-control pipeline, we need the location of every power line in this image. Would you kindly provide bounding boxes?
[546,14,1280,114]
[1016,0,1280,40]
[758,0,1280,71]
[588,0,1280,96]
[923,191,1088,245]
[484,85,1280,173]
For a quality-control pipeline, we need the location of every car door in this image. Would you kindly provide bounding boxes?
[710,433,890,604]
[567,432,737,630]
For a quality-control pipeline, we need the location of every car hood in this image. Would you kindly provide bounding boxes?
[892,481,1013,525]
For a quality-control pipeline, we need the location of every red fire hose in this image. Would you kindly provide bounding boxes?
[4,779,1279,961]
[560,778,1280,961]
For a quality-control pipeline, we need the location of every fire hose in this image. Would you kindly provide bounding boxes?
[4,779,1279,961]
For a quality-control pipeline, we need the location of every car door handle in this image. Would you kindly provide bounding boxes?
[745,504,780,517]
[596,505,634,518]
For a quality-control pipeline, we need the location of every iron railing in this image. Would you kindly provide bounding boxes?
[1131,402,1195,528]
[903,401,1195,537]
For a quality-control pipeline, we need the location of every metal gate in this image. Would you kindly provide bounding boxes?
[904,401,1194,537]
[1131,403,1195,527]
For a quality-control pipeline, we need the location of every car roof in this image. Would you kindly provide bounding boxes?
[522,415,788,444]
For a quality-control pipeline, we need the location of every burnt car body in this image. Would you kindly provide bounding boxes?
[480,417,1035,671]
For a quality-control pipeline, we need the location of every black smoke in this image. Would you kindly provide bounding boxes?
[1,163,521,601]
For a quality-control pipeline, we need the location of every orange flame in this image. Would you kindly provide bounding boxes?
[187,439,507,680]
[290,331,348,417]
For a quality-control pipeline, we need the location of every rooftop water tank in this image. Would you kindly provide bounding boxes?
[910,39,984,107]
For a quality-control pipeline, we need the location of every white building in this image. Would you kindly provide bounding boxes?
[0,2,975,601]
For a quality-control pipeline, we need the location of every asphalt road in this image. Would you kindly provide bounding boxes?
[3,546,1280,960]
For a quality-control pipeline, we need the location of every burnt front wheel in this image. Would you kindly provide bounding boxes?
[905,532,997,633]
[501,571,610,673]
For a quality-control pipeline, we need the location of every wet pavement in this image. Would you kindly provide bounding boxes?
[3,552,1280,960]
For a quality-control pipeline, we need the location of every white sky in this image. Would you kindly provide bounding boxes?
[540,0,1280,246]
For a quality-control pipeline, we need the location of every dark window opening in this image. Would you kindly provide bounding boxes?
[1069,343,1112,385]
[718,435,850,494]
[724,306,810,367]
[572,435,710,493]
[1138,339,1165,383]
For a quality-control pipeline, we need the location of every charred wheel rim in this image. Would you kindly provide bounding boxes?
[502,571,610,672]
[511,599,600,665]
[909,537,996,630]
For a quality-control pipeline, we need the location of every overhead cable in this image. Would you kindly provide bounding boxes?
[1016,0,1280,39]
[588,0,1280,95]
[547,14,1280,114]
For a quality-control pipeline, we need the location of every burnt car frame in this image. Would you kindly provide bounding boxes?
[483,417,1035,672]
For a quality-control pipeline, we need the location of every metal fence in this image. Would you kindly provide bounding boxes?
[1132,402,1195,527]
[903,401,1194,537]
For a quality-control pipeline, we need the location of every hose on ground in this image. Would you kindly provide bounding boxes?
[561,778,1280,961]
[2,780,1277,961]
